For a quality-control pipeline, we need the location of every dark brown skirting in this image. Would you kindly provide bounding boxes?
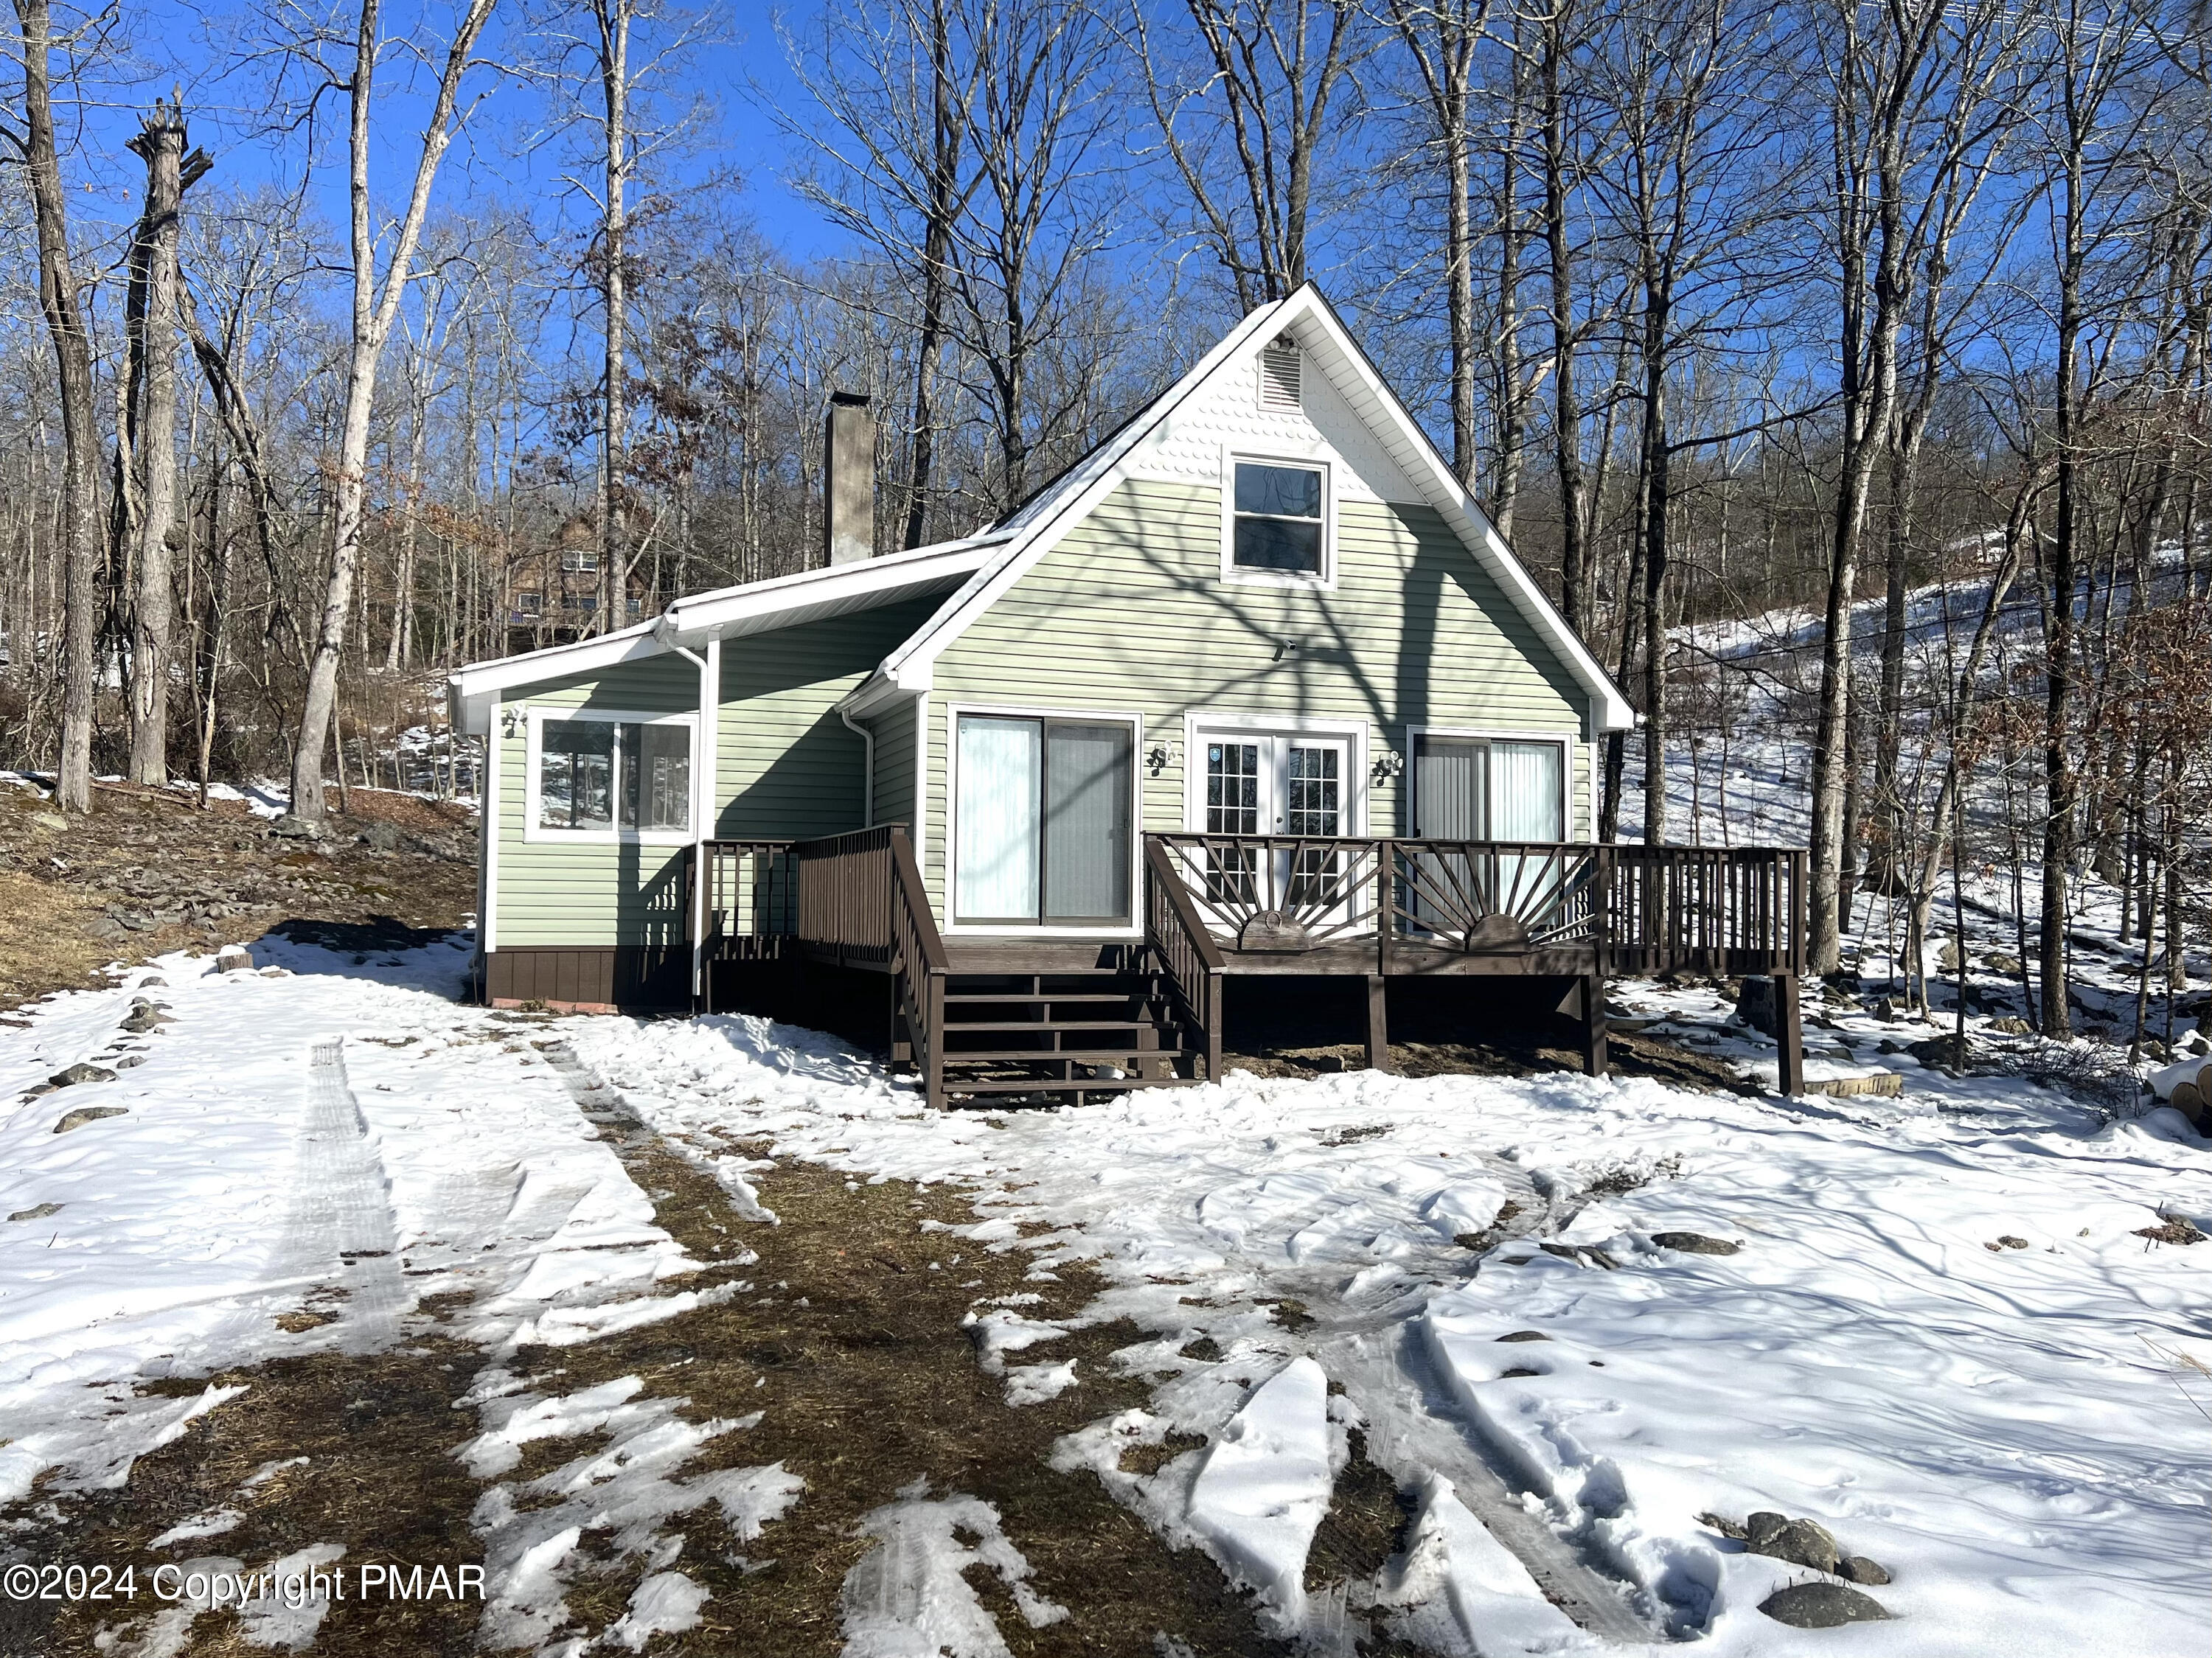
[484,945,688,1012]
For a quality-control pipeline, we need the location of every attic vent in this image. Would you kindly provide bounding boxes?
[1258,339,1301,411]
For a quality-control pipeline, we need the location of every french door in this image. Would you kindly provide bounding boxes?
[1197,731,1355,917]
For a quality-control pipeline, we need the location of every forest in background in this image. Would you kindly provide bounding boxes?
[0,0,2207,1042]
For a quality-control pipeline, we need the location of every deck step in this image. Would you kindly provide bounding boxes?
[943,991,1150,1006]
[944,1075,1196,1096]
[943,1018,1165,1034]
[942,1046,1187,1065]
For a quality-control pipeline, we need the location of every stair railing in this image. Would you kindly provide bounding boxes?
[1144,837,1226,1079]
[886,826,950,1108]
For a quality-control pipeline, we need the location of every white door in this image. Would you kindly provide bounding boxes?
[1198,733,1351,837]
[1194,731,1356,925]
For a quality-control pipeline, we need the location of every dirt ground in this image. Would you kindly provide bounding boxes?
[1,1040,1306,1658]
[0,779,477,1009]
[0,782,1745,1654]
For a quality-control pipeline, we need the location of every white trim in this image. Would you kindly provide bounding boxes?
[1405,724,1574,843]
[878,298,1301,693]
[1181,709,1370,836]
[943,698,1145,936]
[877,285,1634,731]
[915,690,932,872]
[1219,448,1336,591]
[483,697,501,956]
[448,534,1002,736]
[448,621,666,735]
[656,534,1003,644]
[521,705,702,846]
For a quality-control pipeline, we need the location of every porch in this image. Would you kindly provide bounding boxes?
[688,828,1807,1108]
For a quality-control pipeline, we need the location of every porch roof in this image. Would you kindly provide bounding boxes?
[446,533,1007,735]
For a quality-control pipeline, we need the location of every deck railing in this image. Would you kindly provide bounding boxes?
[790,826,898,969]
[886,827,950,1102]
[700,840,799,958]
[1147,834,1804,975]
[705,827,949,1100]
[1144,838,1227,1079]
[1601,845,1804,977]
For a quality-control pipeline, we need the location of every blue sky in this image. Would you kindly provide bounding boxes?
[58,0,856,266]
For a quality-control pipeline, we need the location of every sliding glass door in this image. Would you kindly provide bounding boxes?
[1411,736,1568,934]
[956,714,1133,926]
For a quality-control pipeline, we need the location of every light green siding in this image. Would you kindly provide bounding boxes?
[714,599,939,839]
[493,601,938,947]
[493,653,699,948]
[923,479,1595,908]
[865,695,919,832]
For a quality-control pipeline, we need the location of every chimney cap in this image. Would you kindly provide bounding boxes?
[830,389,871,408]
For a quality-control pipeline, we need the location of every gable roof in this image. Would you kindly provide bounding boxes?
[849,285,1634,731]
[451,285,1632,738]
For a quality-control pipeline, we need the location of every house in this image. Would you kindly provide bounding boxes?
[448,286,1807,1104]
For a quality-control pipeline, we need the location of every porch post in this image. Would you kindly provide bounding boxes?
[1365,974,1391,1073]
[1776,972,1804,1096]
[1581,971,1607,1078]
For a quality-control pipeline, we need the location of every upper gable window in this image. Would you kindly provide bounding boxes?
[1228,459,1329,580]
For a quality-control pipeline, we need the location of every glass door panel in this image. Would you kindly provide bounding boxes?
[1203,739,1262,904]
[1043,723,1132,924]
[957,714,1135,927]
[1281,740,1347,911]
[956,716,1042,922]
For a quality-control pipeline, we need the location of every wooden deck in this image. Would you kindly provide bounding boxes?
[689,829,1808,1106]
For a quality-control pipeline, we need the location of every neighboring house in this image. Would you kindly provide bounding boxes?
[450,286,1807,1104]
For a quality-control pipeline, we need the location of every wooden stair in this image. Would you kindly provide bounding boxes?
[935,966,1200,1103]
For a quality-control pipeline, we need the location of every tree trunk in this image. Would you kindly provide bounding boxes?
[125,102,197,784]
[904,0,963,549]
[597,0,630,633]
[290,0,497,823]
[15,0,102,815]
[1541,0,1590,635]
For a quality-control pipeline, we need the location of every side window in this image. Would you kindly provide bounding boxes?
[538,720,614,832]
[535,717,691,836]
[1231,461,1325,575]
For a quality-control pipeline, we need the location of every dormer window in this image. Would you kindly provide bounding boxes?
[1229,459,1327,577]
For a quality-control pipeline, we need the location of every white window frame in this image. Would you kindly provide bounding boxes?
[1404,725,1574,843]
[523,705,700,846]
[1180,710,1369,835]
[1220,446,1335,591]
[944,700,1145,938]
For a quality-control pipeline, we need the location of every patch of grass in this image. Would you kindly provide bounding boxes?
[0,868,105,1009]
[1304,1431,1415,1592]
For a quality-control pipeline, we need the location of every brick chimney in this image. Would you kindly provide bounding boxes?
[824,391,875,565]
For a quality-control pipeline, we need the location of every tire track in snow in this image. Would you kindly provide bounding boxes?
[276,1038,408,1352]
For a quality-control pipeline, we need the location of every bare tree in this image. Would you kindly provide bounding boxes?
[119,101,212,784]
[1806,0,2025,972]
[1386,0,1489,485]
[3,0,102,813]
[782,0,983,548]
[1132,0,1367,308]
[285,0,501,823]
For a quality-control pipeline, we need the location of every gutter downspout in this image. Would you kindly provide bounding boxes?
[667,638,713,1009]
[840,703,875,826]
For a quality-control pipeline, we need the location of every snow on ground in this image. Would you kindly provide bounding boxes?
[0,934,696,1504]
[569,1006,2212,1658]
